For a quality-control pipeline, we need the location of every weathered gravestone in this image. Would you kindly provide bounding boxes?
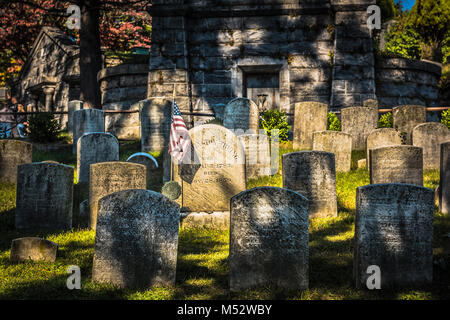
[72,109,105,154]
[223,98,259,132]
[140,98,172,153]
[77,132,119,184]
[127,152,159,188]
[366,128,403,170]
[0,140,32,183]
[238,133,271,179]
[293,101,328,150]
[282,151,337,218]
[440,142,450,214]
[370,145,423,186]
[393,105,426,144]
[173,124,246,212]
[10,237,58,263]
[412,122,450,170]
[354,184,434,289]
[341,106,378,150]
[89,162,146,230]
[363,99,379,110]
[229,187,309,291]
[313,130,352,172]
[15,163,73,230]
[68,100,83,134]
[92,189,180,289]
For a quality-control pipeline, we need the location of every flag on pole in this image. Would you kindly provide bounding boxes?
[169,100,191,162]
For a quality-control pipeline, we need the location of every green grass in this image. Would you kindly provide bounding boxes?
[0,142,449,300]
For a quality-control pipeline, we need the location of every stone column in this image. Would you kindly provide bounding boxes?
[42,85,56,112]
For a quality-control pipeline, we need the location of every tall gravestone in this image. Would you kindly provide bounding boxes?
[127,152,159,188]
[140,98,172,153]
[10,237,58,263]
[393,105,426,144]
[412,122,450,170]
[92,190,180,289]
[173,124,246,212]
[68,100,83,134]
[341,106,378,150]
[89,162,146,230]
[238,133,271,179]
[0,140,32,183]
[223,98,259,132]
[293,102,328,150]
[354,184,434,288]
[366,128,403,170]
[312,130,352,172]
[77,133,119,184]
[72,109,105,154]
[230,187,309,291]
[282,151,337,218]
[15,163,73,230]
[440,142,450,214]
[370,145,423,185]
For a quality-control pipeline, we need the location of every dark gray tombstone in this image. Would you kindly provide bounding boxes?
[126,152,159,188]
[440,142,450,214]
[412,122,450,170]
[10,237,58,262]
[0,140,33,183]
[72,109,105,154]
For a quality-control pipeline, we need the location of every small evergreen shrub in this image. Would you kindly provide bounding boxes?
[378,112,393,128]
[327,112,341,131]
[441,109,450,129]
[260,109,291,142]
[28,112,61,143]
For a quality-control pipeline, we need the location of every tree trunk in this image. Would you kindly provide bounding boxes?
[79,0,102,109]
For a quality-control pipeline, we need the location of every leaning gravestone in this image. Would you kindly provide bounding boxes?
[354,183,434,288]
[366,128,403,170]
[10,237,58,263]
[68,100,83,134]
[173,124,246,212]
[223,98,259,132]
[282,151,337,218]
[312,131,352,172]
[370,145,423,185]
[72,109,105,154]
[393,105,427,144]
[412,122,450,170]
[15,163,73,230]
[92,189,180,289]
[89,162,146,230]
[127,152,159,188]
[230,187,309,291]
[0,140,32,183]
[238,133,271,179]
[140,98,172,153]
[77,132,119,184]
[440,142,450,214]
[341,106,378,150]
[293,101,328,150]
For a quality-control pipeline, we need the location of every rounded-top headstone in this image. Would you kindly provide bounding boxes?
[230,187,309,291]
[0,140,33,183]
[341,106,378,150]
[440,142,450,214]
[92,189,180,289]
[393,105,426,144]
[10,237,58,263]
[282,151,337,218]
[313,130,352,172]
[369,145,423,185]
[223,98,259,132]
[77,132,119,184]
[72,109,105,154]
[127,152,159,188]
[366,128,403,170]
[412,122,450,170]
[140,98,172,153]
[293,101,328,150]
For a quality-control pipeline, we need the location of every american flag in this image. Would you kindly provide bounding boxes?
[169,100,191,162]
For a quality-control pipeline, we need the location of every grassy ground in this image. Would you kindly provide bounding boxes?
[0,141,449,300]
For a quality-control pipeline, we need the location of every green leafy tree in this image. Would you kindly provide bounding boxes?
[260,109,291,142]
[383,22,423,59]
[442,109,450,129]
[378,112,393,128]
[327,112,341,131]
[377,0,397,21]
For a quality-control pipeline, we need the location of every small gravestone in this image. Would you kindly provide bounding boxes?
[282,151,337,218]
[140,98,172,153]
[230,187,309,291]
[366,128,403,170]
[126,152,159,188]
[0,140,32,183]
[73,109,105,154]
[363,99,378,110]
[68,100,83,134]
[10,237,58,263]
[358,159,367,169]
[173,124,246,212]
[293,101,328,150]
[77,199,90,228]
[223,98,259,132]
[89,162,146,230]
[412,122,450,170]
[393,105,426,144]
[370,145,423,186]
[238,133,271,179]
[15,163,73,230]
[313,130,352,172]
[440,142,450,214]
[341,106,378,150]
[77,132,119,184]
[92,189,180,289]
[354,184,434,288]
